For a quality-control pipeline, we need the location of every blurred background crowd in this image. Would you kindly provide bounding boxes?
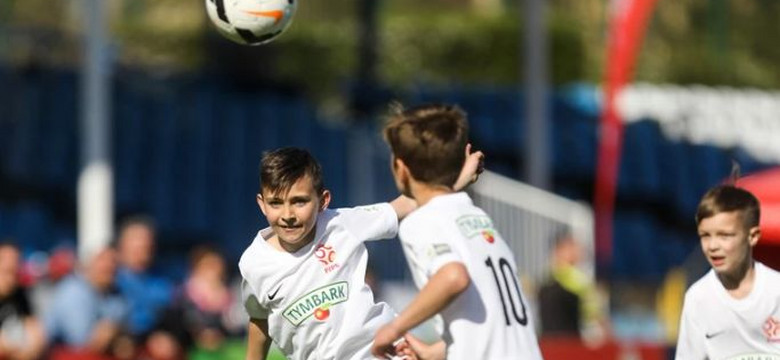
[1,216,250,360]
[2,0,780,359]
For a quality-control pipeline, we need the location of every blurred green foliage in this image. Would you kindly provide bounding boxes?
[1,0,779,96]
[640,0,780,88]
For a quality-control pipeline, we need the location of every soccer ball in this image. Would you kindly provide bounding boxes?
[205,0,297,46]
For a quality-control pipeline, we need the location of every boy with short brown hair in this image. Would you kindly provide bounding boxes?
[676,184,780,358]
[373,104,543,360]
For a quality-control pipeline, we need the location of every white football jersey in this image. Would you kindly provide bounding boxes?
[239,203,398,360]
[398,192,543,360]
[676,262,780,360]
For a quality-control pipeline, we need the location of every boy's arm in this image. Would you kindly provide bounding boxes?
[246,318,271,360]
[389,195,418,220]
[371,262,470,357]
[452,144,484,192]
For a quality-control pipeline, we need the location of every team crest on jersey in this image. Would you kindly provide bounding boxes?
[282,281,349,326]
[763,316,780,342]
[481,230,495,243]
[315,244,340,273]
[456,215,495,239]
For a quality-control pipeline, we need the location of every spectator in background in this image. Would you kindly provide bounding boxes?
[0,242,46,360]
[147,246,241,360]
[163,246,238,357]
[114,216,173,342]
[539,232,608,343]
[30,246,77,319]
[179,246,234,349]
[44,247,127,355]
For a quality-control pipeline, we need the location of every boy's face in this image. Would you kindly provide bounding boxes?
[697,211,760,277]
[258,175,330,252]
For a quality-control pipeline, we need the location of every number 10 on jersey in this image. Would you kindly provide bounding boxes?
[485,256,528,326]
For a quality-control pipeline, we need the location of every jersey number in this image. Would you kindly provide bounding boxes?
[485,256,528,326]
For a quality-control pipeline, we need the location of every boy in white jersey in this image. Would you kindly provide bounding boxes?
[676,184,780,359]
[372,104,543,360]
[240,147,481,360]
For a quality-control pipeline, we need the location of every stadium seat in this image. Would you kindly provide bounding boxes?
[612,211,663,281]
[618,120,662,198]
[686,145,732,196]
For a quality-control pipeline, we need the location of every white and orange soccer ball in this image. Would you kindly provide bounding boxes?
[205,0,297,46]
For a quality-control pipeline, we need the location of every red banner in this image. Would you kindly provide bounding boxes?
[595,0,660,271]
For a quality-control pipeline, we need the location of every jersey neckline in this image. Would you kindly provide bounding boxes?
[709,261,767,310]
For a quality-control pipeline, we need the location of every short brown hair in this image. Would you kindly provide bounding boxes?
[383,103,468,187]
[259,147,324,195]
[695,185,760,229]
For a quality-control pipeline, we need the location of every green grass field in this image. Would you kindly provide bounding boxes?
[188,339,287,360]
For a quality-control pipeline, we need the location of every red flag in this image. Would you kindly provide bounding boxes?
[594,0,659,271]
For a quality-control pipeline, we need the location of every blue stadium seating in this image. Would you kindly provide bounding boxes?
[0,67,775,282]
[618,120,662,198]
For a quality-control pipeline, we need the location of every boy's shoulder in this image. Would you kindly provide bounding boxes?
[684,269,716,303]
[238,230,280,279]
[757,262,780,293]
[325,203,396,229]
[404,193,478,226]
[758,261,780,278]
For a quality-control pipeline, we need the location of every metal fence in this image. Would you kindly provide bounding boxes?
[469,170,594,284]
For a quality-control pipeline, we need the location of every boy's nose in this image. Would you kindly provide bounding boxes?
[705,240,719,252]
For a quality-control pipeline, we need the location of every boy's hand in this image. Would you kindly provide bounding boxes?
[404,333,445,360]
[371,323,403,358]
[453,143,485,191]
[392,337,419,360]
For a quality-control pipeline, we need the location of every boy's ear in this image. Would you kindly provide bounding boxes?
[394,157,411,181]
[319,190,331,211]
[748,226,761,247]
[256,194,268,216]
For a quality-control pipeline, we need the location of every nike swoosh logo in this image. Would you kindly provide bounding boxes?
[705,331,724,339]
[243,10,284,24]
[268,285,282,300]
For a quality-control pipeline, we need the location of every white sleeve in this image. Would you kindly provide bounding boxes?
[339,203,399,242]
[242,279,269,320]
[404,226,463,276]
[675,294,707,360]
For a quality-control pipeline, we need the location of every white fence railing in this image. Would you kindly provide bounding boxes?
[469,170,595,283]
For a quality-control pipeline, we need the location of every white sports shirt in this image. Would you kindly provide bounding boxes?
[676,262,780,360]
[398,192,543,360]
[239,203,398,360]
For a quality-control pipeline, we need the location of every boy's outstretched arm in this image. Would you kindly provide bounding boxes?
[389,195,418,221]
[453,143,484,192]
[371,262,470,358]
[246,318,271,360]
